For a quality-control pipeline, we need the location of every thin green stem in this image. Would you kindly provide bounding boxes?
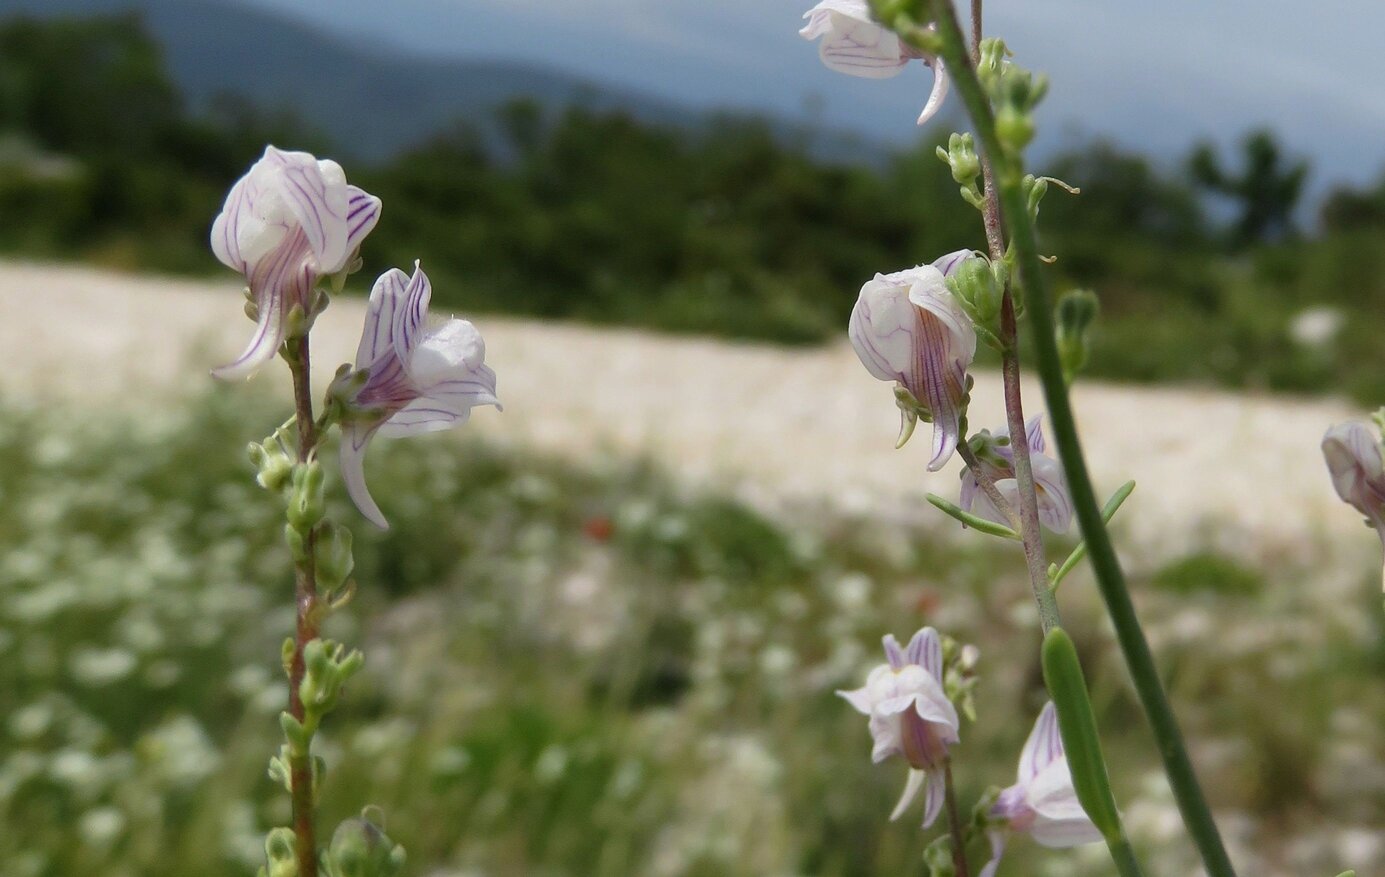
[923,5,1237,875]
[957,441,1020,529]
[287,335,321,877]
[1107,833,1144,877]
[942,760,971,877]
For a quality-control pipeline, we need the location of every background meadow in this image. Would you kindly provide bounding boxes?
[1,1,1384,875]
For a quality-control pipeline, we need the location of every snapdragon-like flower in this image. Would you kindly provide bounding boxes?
[838,627,960,828]
[1322,421,1385,583]
[849,250,976,470]
[210,146,381,380]
[334,263,499,529]
[799,0,950,124]
[979,702,1102,877]
[961,416,1073,533]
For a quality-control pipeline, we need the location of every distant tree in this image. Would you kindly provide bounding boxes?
[1320,172,1385,232]
[1188,129,1308,247]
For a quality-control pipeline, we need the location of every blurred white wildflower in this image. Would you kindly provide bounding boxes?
[79,806,126,849]
[69,647,138,686]
[1288,305,1343,348]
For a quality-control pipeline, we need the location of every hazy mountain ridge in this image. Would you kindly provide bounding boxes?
[0,0,884,164]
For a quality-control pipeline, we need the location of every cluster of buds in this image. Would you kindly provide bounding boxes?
[976,38,1048,155]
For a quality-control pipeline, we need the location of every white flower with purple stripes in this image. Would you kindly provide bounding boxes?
[849,250,976,470]
[210,146,381,380]
[961,416,1074,533]
[799,0,950,125]
[1322,420,1385,586]
[979,702,1102,877]
[838,627,960,829]
[334,263,499,529]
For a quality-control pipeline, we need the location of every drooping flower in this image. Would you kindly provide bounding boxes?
[838,627,960,828]
[848,250,976,470]
[1322,421,1385,583]
[333,263,499,529]
[210,146,381,380]
[960,416,1073,533]
[979,702,1102,877]
[799,0,950,124]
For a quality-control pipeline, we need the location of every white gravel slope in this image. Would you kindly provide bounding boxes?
[0,260,1371,569]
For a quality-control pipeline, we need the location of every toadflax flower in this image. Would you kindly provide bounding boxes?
[1322,420,1385,585]
[799,0,950,124]
[961,416,1073,533]
[838,627,960,828]
[333,263,499,529]
[849,250,976,470]
[211,146,381,380]
[979,701,1102,877]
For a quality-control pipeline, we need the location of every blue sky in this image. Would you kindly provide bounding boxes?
[241,0,1385,194]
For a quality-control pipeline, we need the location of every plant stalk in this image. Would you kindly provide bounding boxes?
[287,334,321,877]
[943,760,971,877]
[924,4,1237,875]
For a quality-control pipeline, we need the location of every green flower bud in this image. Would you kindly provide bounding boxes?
[314,520,355,595]
[287,460,326,531]
[937,132,981,188]
[249,439,295,493]
[995,105,1035,152]
[1055,289,1099,384]
[263,827,298,877]
[327,816,406,877]
[922,834,956,877]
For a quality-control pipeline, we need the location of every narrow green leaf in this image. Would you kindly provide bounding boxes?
[1050,481,1136,591]
[925,493,1020,540]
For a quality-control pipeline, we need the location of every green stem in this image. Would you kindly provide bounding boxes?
[1107,833,1144,877]
[287,335,322,877]
[942,760,971,877]
[923,5,1237,876]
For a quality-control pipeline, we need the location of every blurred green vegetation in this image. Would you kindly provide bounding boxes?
[5,14,1385,403]
[0,390,1380,876]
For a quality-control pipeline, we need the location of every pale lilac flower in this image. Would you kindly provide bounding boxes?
[1323,422,1385,578]
[960,416,1073,533]
[849,250,976,470]
[799,0,950,124]
[838,627,960,828]
[335,263,499,528]
[210,146,381,380]
[979,702,1102,877]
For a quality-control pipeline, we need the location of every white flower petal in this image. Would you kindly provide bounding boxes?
[358,268,410,367]
[211,283,285,382]
[916,57,950,124]
[920,767,945,828]
[392,262,434,361]
[905,627,942,681]
[889,768,925,821]
[271,147,353,274]
[837,685,875,715]
[376,401,468,439]
[977,829,1008,877]
[1018,701,1062,784]
[339,422,389,529]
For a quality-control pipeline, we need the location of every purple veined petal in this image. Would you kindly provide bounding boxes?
[393,262,434,361]
[1026,758,1103,847]
[817,11,910,80]
[1031,455,1074,534]
[914,310,966,471]
[889,768,926,821]
[959,470,980,514]
[375,401,469,439]
[339,421,389,529]
[273,148,352,274]
[1018,702,1063,785]
[916,56,950,125]
[210,169,258,273]
[836,685,874,715]
[977,829,1008,877]
[1024,414,1047,455]
[1323,422,1384,503]
[425,364,502,411]
[849,277,917,384]
[869,713,903,763]
[357,269,410,367]
[920,767,945,828]
[344,186,382,256]
[905,626,942,680]
[911,683,960,739]
[930,249,975,278]
[211,281,285,381]
[799,0,870,39]
[882,633,906,670]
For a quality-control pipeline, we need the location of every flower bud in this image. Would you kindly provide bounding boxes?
[947,256,1004,329]
[995,104,1035,152]
[327,815,407,877]
[287,460,326,531]
[1056,289,1099,383]
[249,440,295,493]
[263,827,298,877]
[936,132,981,188]
[314,520,355,595]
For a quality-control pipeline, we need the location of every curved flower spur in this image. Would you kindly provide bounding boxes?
[330,263,500,529]
[799,0,950,125]
[211,146,381,380]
